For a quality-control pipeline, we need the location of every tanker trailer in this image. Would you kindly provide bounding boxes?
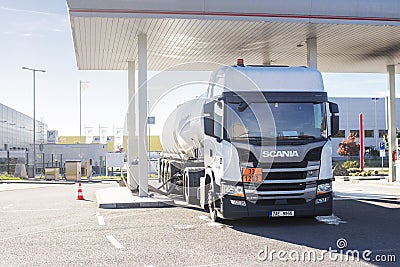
[159,62,339,222]
[159,97,207,204]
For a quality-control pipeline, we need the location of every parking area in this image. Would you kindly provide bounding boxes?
[0,181,399,266]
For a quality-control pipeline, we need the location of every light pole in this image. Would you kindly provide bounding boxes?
[79,81,89,143]
[372,98,379,149]
[22,67,46,178]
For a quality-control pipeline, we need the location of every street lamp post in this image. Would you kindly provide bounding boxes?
[22,67,46,178]
[372,98,379,149]
[79,81,89,144]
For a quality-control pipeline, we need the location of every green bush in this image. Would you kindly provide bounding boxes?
[0,174,22,180]
[342,161,360,170]
[347,168,360,173]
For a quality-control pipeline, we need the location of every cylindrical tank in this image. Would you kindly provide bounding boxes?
[161,97,207,158]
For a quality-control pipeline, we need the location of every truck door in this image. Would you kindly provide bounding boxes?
[204,101,225,185]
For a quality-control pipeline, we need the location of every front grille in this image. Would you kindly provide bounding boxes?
[255,198,306,206]
[256,183,306,191]
[265,171,307,180]
[244,145,322,199]
[269,161,308,169]
[259,147,322,169]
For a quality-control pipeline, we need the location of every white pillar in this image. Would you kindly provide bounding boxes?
[138,33,149,196]
[127,61,139,190]
[387,65,397,182]
[307,37,318,69]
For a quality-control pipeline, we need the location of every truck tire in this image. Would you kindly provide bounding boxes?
[208,182,219,222]
[184,172,198,205]
[158,158,163,183]
[162,161,168,190]
[165,163,180,194]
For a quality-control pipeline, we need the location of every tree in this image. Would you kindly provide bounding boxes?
[383,128,400,150]
[338,132,360,157]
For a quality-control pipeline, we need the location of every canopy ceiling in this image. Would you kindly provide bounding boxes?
[67,0,400,72]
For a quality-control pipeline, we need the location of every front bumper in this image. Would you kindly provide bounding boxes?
[219,192,333,219]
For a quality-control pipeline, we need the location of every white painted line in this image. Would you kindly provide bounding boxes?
[315,214,347,225]
[207,222,225,228]
[198,215,225,228]
[198,215,211,222]
[0,222,86,241]
[173,224,196,230]
[106,235,124,249]
[97,215,105,226]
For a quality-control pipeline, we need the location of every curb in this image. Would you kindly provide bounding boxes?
[96,187,174,209]
[0,179,109,185]
[0,180,76,185]
[334,176,387,181]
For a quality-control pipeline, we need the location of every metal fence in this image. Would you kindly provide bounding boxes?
[0,150,27,175]
[0,151,107,177]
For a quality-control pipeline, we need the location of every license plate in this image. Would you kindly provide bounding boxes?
[269,210,295,217]
[242,168,262,183]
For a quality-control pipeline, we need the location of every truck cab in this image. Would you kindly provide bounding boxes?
[201,64,339,220]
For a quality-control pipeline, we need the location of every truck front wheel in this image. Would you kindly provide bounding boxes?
[208,184,219,222]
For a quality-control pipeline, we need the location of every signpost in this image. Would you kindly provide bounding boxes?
[147,116,155,170]
[379,141,385,172]
[359,113,364,171]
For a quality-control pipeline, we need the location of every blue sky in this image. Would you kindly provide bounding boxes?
[0,0,397,136]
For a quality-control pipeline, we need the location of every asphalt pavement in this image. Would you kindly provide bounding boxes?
[0,181,399,266]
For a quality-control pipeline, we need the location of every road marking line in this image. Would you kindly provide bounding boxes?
[315,214,347,225]
[173,224,196,230]
[97,215,105,226]
[0,208,75,213]
[0,222,86,241]
[106,235,124,249]
[198,215,225,228]
[198,215,210,222]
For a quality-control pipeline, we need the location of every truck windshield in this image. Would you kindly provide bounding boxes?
[226,102,327,140]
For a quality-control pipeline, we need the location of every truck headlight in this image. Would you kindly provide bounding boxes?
[222,184,244,197]
[317,182,332,195]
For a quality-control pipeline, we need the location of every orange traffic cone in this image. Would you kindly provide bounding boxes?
[77,183,85,200]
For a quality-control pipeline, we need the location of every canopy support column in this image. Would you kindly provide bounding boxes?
[307,37,318,69]
[387,65,397,182]
[138,33,149,196]
[127,60,138,190]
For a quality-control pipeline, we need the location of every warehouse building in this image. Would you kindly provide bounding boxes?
[330,97,400,158]
[0,103,47,151]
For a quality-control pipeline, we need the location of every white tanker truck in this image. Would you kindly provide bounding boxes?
[158,62,339,221]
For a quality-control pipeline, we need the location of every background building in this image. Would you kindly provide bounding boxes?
[0,103,48,175]
[330,97,400,158]
[0,103,47,151]
[57,135,162,153]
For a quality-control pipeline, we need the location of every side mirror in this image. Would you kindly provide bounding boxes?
[204,117,214,137]
[329,102,339,137]
[331,115,339,137]
[329,102,339,114]
[203,101,223,141]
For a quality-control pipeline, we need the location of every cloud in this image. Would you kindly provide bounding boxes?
[0,5,69,35]
[0,5,60,17]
